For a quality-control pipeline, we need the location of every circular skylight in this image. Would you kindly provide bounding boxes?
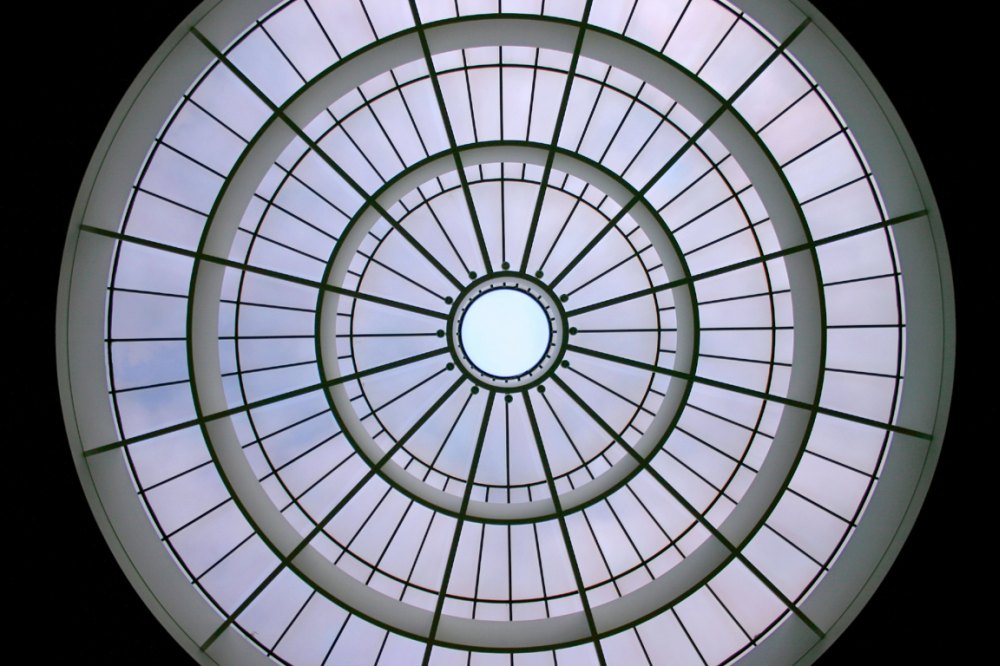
[56,1,954,664]
[460,288,551,377]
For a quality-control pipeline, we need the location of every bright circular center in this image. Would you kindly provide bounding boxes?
[460,289,550,377]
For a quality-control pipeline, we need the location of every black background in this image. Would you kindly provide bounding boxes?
[16,1,975,663]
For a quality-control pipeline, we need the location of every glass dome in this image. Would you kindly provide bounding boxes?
[54,1,955,664]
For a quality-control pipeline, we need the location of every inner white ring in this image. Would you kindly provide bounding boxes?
[460,288,551,377]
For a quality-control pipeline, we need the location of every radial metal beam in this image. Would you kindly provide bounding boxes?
[551,374,825,639]
[519,0,595,274]
[565,210,926,318]
[422,391,497,665]
[84,347,450,457]
[548,17,812,290]
[407,1,493,275]
[524,390,609,665]
[201,375,466,650]
[82,225,448,321]
[565,345,930,440]
[191,26,465,291]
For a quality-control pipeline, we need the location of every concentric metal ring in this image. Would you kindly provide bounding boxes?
[58,2,953,664]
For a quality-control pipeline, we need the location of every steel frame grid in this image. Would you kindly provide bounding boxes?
[50,1,956,664]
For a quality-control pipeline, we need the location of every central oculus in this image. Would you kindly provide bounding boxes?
[460,289,551,377]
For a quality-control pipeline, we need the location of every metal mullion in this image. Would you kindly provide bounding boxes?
[86,347,449,456]
[261,430,343,483]
[111,285,188,299]
[778,127,848,169]
[355,247,448,301]
[786,487,852,525]
[183,92,252,143]
[797,173,869,207]
[399,511,440,602]
[420,391,476,483]
[418,190,473,275]
[659,0,694,52]
[220,334,313,340]
[825,366,901,381]
[360,367,448,420]
[460,49,480,142]
[134,185,210,217]
[194,532,256,583]
[675,425,759,472]
[567,345,930,440]
[365,499,416,585]
[579,508,625,597]
[252,193,341,241]
[83,225,448,320]
[268,589,317,658]
[566,242,651,297]
[576,327,675,334]
[191,27,465,291]
[687,402,775,437]
[681,214,766,257]
[601,496,657,582]
[523,391,608,665]
[550,374,825,639]
[597,78,645,163]
[336,332,438,340]
[333,485,395,566]
[237,226,329,264]
[536,186,588,274]
[572,65,611,154]
[103,336,189,343]
[697,351,791,368]
[111,377,190,395]
[755,83,818,134]
[272,163,354,220]
[155,138,230,180]
[673,609,710,666]
[162,496,233,541]
[201,375,465,650]
[352,70,475,279]
[565,365,656,419]
[699,326,791,332]
[422,392,496,665]
[279,451,360,512]
[548,18,812,290]
[407,1,493,275]
[697,287,790,308]
[139,459,214,495]
[538,391,597,478]
[565,209,927,318]
[656,154,735,218]
[471,516,487,618]
[319,612,353,666]
[519,0,595,273]
[824,271,900,289]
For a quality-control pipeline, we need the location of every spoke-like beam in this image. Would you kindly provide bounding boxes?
[422,391,496,665]
[548,18,812,290]
[550,375,824,639]
[565,210,926,318]
[519,0,594,273]
[566,344,930,440]
[83,225,448,321]
[523,391,608,665]
[190,27,464,291]
[84,347,450,457]
[201,375,466,650]
[407,1,493,274]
